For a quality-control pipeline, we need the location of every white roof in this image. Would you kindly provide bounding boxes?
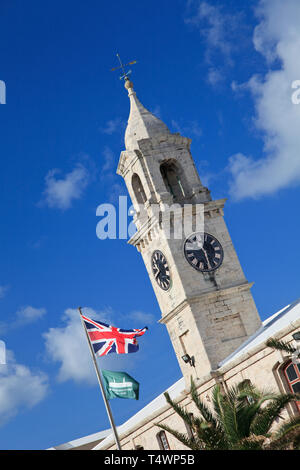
[92,377,186,450]
[47,428,111,450]
[218,298,300,368]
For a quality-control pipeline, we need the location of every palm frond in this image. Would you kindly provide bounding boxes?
[155,422,203,450]
[273,414,300,440]
[266,416,300,450]
[234,435,266,450]
[163,392,192,424]
[211,384,243,443]
[251,393,300,436]
[266,338,296,354]
[190,379,220,430]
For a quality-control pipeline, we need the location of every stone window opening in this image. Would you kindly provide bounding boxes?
[157,430,170,450]
[132,173,147,205]
[160,160,186,202]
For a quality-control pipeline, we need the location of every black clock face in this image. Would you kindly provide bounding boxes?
[151,250,171,291]
[184,232,224,273]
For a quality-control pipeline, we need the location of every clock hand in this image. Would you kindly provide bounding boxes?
[186,240,203,251]
[203,249,210,269]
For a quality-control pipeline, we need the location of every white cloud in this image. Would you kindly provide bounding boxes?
[187,1,233,62]
[0,285,9,299]
[43,308,98,384]
[128,311,156,325]
[99,147,127,203]
[171,119,202,138]
[228,0,300,200]
[15,306,46,325]
[100,117,124,135]
[195,159,222,188]
[207,67,224,86]
[40,163,90,210]
[0,306,46,335]
[185,1,243,80]
[0,350,48,425]
[102,146,115,173]
[43,308,138,385]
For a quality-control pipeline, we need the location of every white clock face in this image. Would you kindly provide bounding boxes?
[184,232,224,272]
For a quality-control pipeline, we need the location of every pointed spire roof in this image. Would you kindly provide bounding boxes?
[124,79,171,151]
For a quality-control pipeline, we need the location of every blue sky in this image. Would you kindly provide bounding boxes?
[0,0,300,450]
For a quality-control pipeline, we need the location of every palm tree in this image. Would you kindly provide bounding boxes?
[266,415,300,450]
[155,378,300,450]
[266,338,298,355]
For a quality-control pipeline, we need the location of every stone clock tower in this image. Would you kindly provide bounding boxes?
[117,77,262,382]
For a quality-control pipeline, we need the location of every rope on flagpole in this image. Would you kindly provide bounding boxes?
[78,307,122,450]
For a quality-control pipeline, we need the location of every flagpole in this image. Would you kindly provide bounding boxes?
[78,307,122,451]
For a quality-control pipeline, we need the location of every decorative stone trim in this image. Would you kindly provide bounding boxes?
[159,281,254,325]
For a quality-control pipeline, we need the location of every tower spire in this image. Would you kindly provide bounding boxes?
[111,53,171,151]
[124,80,171,151]
[124,79,171,151]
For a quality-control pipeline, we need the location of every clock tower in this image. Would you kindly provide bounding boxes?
[117,77,262,382]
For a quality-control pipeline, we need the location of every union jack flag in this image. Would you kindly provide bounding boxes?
[82,314,148,357]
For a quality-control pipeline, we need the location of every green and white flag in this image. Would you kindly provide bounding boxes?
[101,370,139,400]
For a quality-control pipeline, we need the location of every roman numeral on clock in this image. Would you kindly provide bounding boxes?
[184,232,224,273]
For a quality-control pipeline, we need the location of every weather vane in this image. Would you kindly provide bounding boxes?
[111,53,137,82]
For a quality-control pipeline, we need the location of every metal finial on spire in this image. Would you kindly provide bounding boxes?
[110,53,137,83]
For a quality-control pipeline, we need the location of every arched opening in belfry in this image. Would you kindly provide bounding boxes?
[160,160,186,202]
[132,173,147,205]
